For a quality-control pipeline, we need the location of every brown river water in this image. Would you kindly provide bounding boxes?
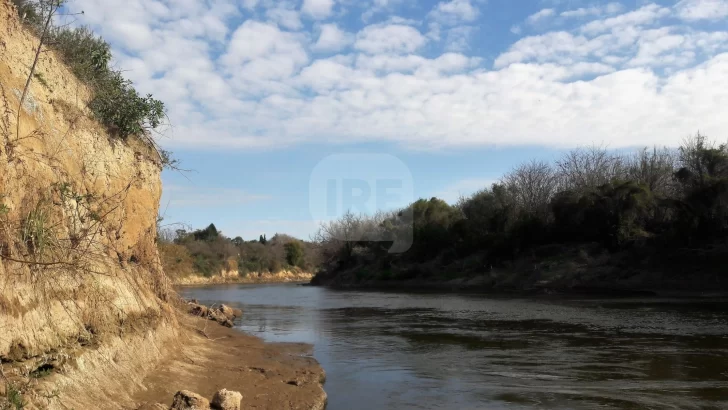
[180,284,728,410]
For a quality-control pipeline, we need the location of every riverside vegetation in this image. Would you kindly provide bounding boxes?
[157,223,320,283]
[0,1,326,409]
[0,0,724,407]
[312,136,728,292]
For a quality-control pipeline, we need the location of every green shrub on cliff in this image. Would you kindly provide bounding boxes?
[89,72,165,138]
[12,0,166,141]
[1,381,25,410]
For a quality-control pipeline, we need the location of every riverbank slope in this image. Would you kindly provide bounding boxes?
[135,314,326,410]
[312,243,728,295]
[174,270,315,286]
[0,2,325,408]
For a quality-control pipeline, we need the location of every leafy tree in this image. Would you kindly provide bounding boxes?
[162,223,317,278]
[456,184,517,250]
[284,241,305,267]
[409,198,461,261]
[672,134,728,241]
[193,224,220,242]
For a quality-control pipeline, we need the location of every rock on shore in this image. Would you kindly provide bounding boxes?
[138,388,242,410]
[186,301,243,328]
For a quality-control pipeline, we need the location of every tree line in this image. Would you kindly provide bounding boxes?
[313,134,728,284]
[157,224,319,279]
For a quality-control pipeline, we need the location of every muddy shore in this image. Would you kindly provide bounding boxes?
[133,314,327,410]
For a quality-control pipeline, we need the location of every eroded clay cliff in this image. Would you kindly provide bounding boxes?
[0,1,178,407]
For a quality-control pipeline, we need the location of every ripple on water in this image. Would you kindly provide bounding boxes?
[181,285,728,410]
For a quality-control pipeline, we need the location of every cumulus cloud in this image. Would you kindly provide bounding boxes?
[526,8,556,25]
[313,24,353,52]
[428,0,479,25]
[355,24,427,54]
[241,0,259,10]
[494,23,728,71]
[266,6,303,30]
[675,0,728,21]
[561,2,624,18]
[65,0,728,151]
[443,26,477,52]
[580,4,671,35]
[302,0,335,20]
[362,0,408,22]
[221,21,308,80]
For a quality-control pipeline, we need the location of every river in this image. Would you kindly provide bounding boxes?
[180,284,728,409]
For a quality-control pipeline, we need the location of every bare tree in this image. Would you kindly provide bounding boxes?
[556,145,626,192]
[503,160,558,217]
[677,133,728,188]
[312,211,365,261]
[625,147,677,196]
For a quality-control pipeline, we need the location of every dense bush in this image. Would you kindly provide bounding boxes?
[284,241,305,267]
[89,72,165,137]
[314,134,728,280]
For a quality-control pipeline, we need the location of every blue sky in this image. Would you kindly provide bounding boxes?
[66,0,728,240]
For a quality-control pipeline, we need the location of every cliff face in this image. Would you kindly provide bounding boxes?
[0,1,177,408]
[175,269,315,286]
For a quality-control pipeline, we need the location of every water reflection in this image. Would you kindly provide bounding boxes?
[181,284,728,410]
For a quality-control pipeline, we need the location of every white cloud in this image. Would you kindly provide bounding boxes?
[355,24,427,54]
[526,8,556,25]
[385,16,419,25]
[675,0,728,21]
[494,24,728,71]
[362,0,410,22]
[581,4,671,34]
[65,0,728,153]
[443,26,477,52]
[241,0,259,10]
[429,0,479,25]
[266,7,303,30]
[313,24,353,52]
[510,25,522,35]
[302,0,335,20]
[221,21,308,80]
[561,3,624,18]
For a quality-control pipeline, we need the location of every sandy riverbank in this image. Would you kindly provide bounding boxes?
[174,271,314,286]
[133,314,327,409]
